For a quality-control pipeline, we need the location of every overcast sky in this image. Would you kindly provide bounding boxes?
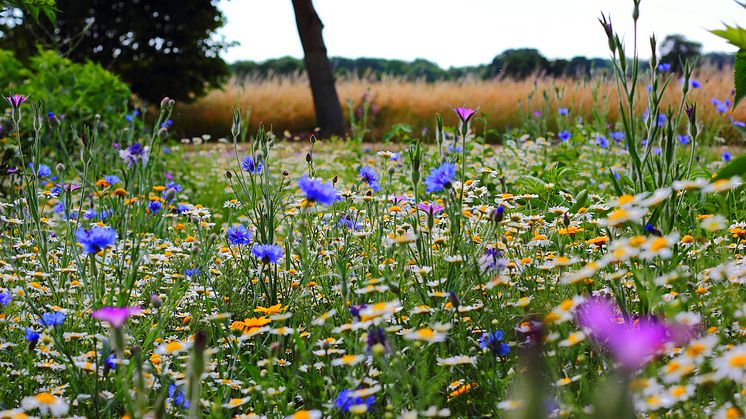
[218,0,743,67]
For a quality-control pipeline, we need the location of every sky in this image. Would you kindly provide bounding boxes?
[218,0,743,68]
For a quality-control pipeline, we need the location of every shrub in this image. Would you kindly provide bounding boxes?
[1,48,131,122]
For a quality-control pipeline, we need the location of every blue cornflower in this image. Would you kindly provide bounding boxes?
[723,151,732,162]
[424,162,457,193]
[446,144,463,153]
[176,203,191,214]
[30,163,51,177]
[657,113,667,127]
[358,166,380,191]
[678,135,690,145]
[185,268,200,278]
[480,330,510,356]
[252,244,283,264]
[104,175,120,185]
[610,131,625,142]
[657,63,671,72]
[242,156,263,174]
[39,311,66,327]
[75,226,117,254]
[711,98,731,114]
[389,152,400,161]
[335,388,375,412]
[298,175,339,205]
[595,135,609,148]
[226,225,252,245]
[105,353,117,369]
[558,107,569,116]
[148,200,163,213]
[83,209,98,220]
[691,79,701,89]
[558,130,571,142]
[338,214,363,230]
[168,384,190,409]
[0,291,10,306]
[165,181,183,192]
[25,328,40,342]
[349,304,367,320]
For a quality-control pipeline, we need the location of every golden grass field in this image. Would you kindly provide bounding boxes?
[173,67,746,139]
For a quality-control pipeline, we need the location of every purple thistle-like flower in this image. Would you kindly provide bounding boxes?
[91,306,143,328]
[454,106,477,123]
[5,95,27,108]
[416,202,445,215]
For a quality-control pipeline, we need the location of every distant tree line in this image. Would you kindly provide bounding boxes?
[232,35,734,81]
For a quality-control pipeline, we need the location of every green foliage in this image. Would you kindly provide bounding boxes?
[0,0,56,22]
[714,154,746,180]
[1,48,131,121]
[710,23,746,49]
[0,0,229,103]
[736,50,746,108]
[0,49,28,86]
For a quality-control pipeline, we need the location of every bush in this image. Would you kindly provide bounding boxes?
[1,48,131,121]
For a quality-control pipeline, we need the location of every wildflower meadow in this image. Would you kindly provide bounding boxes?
[1,1,746,418]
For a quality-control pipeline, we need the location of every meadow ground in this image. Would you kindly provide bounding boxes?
[1,96,745,417]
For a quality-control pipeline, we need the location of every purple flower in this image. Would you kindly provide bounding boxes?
[251,244,283,264]
[678,135,690,145]
[424,162,456,193]
[416,202,445,215]
[722,151,732,162]
[454,106,477,123]
[298,175,339,205]
[0,291,10,306]
[576,298,684,372]
[596,135,609,148]
[657,63,671,72]
[558,130,572,142]
[75,226,117,254]
[558,107,569,116]
[91,306,142,328]
[226,225,252,245]
[5,95,27,108]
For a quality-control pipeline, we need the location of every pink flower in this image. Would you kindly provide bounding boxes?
[91,306,142,328]
[5,95,27,108]
[453,106,477,123]
[577,298,686,372]
[417,202,445,215]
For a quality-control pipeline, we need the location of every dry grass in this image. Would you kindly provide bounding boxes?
[174,67,746,139]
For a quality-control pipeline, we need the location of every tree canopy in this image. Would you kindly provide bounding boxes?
[0,0,231,103]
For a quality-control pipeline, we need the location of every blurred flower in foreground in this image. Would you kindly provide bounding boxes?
[577,298,691,372]
[91,306,143,328]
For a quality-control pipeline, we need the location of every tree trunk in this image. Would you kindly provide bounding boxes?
[291,0,346,137]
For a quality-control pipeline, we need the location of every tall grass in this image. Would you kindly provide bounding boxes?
[175,67,745,140]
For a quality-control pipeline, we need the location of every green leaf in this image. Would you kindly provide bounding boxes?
[714,154,746,180]
[710,25,746,49]
[736,49,746,107]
